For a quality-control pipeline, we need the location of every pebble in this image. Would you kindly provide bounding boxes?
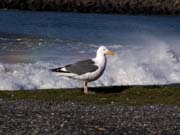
[0,100,180,135]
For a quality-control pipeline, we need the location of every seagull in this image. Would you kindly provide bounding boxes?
[50,46,115,94]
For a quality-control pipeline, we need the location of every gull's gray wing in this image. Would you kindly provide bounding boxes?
[50,59,98,75]
[65,59,98,75]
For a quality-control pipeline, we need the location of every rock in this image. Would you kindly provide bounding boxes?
[0,0,180,15]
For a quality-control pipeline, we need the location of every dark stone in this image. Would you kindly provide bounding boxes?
[0,0,180,15]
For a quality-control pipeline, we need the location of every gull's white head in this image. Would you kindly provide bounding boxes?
[97,46,115,56]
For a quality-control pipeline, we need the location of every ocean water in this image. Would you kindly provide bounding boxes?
[0,10,180,90]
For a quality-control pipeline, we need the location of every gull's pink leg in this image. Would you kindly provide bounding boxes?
[84,81,88,94]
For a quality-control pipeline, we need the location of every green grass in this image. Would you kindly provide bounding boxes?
[0,86,180,106]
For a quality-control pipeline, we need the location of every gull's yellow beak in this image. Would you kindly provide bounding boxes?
[106,50,115,55]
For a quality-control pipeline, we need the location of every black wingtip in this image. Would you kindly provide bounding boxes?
[50,67,70,73]
[49,68,60,72]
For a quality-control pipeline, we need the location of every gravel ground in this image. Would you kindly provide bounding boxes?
[0,100,180,135]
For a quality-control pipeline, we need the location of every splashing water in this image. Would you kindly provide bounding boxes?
[1,39,180,90]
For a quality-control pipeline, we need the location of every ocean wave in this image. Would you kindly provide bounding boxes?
[1,39,180,90]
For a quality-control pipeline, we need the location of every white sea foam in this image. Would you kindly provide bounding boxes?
[1,39,180,90]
